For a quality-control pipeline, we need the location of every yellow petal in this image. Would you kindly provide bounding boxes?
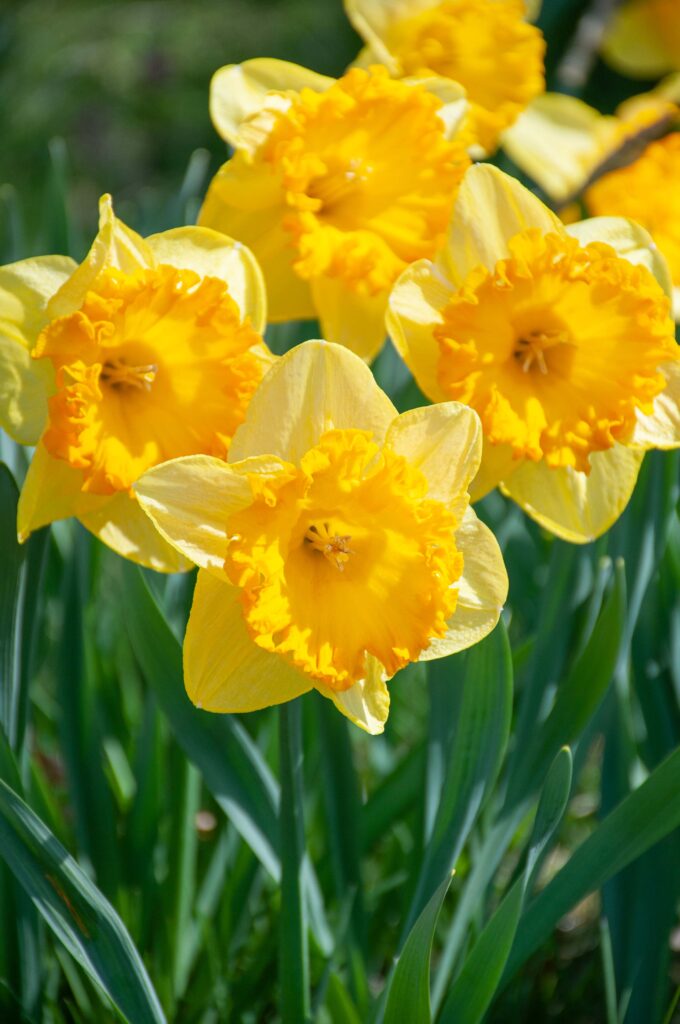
[145,226,268,334]
[48,195,154,319]
[78,492,192,573]
[408,76,469,138]
[0,335,51,445]
[602,0,677,78]
[315,655,390,735]
[210,59,334,147]
[311,277,387,362]
[501,446,645,543]
[229,340,397,463]
[502,93,615,204]
[385,402,481,517]
[629,360,680,449]
[566,217,674,300]
[446,164,564,283]
[184,569,311,712]
[17,443,108,540]
[0,255,76,443]
[421,505,507,659]
[134,454,288,575]
[199,158,315,322]
[468,439,520,503]
[344,0,436,65]
[386,258,453,403]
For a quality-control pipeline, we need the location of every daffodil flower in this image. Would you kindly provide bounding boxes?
[586,133,680,321]
[343,0,545,155]
[602,0,680,78]
[0,196,272,571]
[199,60,469,362]
[387,164,680,543]
[134,340,507,734]
[502,84,678,208]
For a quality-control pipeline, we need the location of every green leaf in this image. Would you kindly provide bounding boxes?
[279,701,310,1024]
[508,559,626,803]
[505,742,680,978]
[384,875,452,1024]
[120,564,332,954]
[0,465,23,747]
[439,747,572,1024]
[0,778,166,1023]
[404,622,513,936]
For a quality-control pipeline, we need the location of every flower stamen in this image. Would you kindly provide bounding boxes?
[100,357,158,392]
[305,521,354,571]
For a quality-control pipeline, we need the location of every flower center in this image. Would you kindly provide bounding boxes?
[264,66,469,295]
[33,264,266,495]
[304,521,354,571]
[100,356,158,392]
[385,0,545,152]
[513,326,572,375]
[226,429,463,689]
[434,229,677,472]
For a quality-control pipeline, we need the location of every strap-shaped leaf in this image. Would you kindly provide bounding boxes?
[384,875,452,1024]
[0,778,166,1024]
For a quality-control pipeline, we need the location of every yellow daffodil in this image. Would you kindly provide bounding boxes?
[199,60,470,361]
[586,133,680,321]
[502,84,678,207]
[602,0,680,78]
[387,164,680,543]
[343,0,545,154]
[0,195,272,571]
[134,340,507,734]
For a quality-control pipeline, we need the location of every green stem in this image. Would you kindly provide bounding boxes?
[279,700,310,1024]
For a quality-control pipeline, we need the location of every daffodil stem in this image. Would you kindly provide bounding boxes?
[278,699,310,1024]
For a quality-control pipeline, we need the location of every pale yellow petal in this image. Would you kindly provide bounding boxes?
[344,0,438,62]
[411,77,468,138]
[184,569,311,712]
[311,277,387,362]
[230,340,397,463]
[386,258,453,403]
[421,505,507,659]
[210,59,334,146]
[0,255,76,444]
[48,195,154,319]
[78,492,192,573]
[502,93,616,204]
[602,0,677,78]
[385,402,481,518]
[468,439,520,502]
[199,158,315,322]
[315,656,390,735]
[566,217,674,300]
[134,454,289,575]
[501,446,645,543]
[446,164,565,283]
[629,360,680,449]
[145,226,268,334]
[17,443,108,540]
[0,335,52,445]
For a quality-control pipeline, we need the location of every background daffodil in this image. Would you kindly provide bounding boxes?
[0,195,272,571]
[602,0,680,79]
[343,0,545,155]
[387,163,680,543]
[502,81,678,209]
[134,340,508,735]
[199,59,469,362]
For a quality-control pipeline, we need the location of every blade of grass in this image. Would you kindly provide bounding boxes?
[504,742,680,979]
[384,875,452,1024]
[439,747,572,1024]
[0,778,166,1023]
[279,700,310,1024]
